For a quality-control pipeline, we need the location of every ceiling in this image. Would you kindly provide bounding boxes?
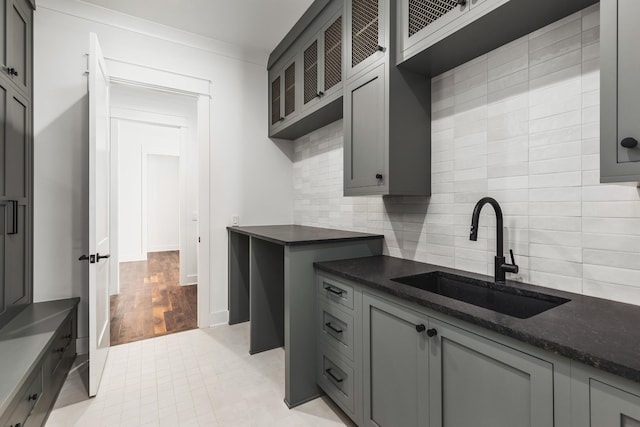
[81,0,315,53]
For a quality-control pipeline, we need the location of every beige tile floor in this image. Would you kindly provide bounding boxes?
[46,323,354,427]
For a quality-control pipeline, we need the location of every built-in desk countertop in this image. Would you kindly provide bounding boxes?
[227,225,383,408]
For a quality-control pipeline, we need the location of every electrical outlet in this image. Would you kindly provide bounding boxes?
[232,215,239,226]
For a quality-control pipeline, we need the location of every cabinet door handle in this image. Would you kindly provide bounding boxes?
[415,324,426,333]
[427,328,438,338]
[621,137,638,149]
[316,91,324,98]
[376,173,383,180]
[7,201,18,235]
[457,0,467,6]
[324,285,344,296]
[28,393,38,401]
[325,322,343,334]
[376,45,385,52]
[325,368,344,383]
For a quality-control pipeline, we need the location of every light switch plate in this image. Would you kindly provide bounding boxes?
[232,215,239,226]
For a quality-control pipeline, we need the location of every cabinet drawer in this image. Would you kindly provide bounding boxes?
[318,275,354,310]
[318,300,354,361]
[317,350,355,415]
[4,366,42,427]
[45,315,73,377]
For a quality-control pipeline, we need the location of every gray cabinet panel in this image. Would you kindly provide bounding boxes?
[8,0,29,94]
[5,203,27,306]
[0,1,5,74]
[363,294,429,427]
[429,318,554,427]
[616,0,640,164]
[6,90,27,199]
[590,379,640,427]
[345,64,385,191]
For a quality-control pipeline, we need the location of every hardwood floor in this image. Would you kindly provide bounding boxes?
[110,251,197,346]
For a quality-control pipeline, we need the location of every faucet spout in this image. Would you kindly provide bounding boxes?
[469,197,518,282]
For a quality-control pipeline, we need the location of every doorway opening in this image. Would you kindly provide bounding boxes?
[108,84,199,346]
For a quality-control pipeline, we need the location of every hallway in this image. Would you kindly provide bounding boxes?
[110,251,197,346]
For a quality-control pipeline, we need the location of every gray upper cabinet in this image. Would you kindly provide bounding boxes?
[344,0,431,197]
[601,0,640,182]
[344,64,386,192]
[270,55,299,134]
[399,0,469,62]
[2,0,31,97]
[302,12,344,114]
[398,0,598,76]
[268,1,344,140]
[346,0,386,79]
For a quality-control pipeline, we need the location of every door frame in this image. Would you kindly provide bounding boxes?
[104,58,211,328]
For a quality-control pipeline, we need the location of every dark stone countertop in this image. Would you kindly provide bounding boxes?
[227,225,384,246]
[314,255,640,384]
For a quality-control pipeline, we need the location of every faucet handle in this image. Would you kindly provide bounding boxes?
[501,249,519,274]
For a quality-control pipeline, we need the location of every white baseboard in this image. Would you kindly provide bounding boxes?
[119,253,147,262]
[209,310,229,327]
[76,336,89,355]
[147,245,179,253]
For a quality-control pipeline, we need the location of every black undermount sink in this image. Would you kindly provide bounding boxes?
[391,271,570,319]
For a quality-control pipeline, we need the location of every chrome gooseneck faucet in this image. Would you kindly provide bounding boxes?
[469,197,519,282]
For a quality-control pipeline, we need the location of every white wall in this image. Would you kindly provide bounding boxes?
[294,5,640,307]
[116,120,181,261]
[33,0,294,346]
[147,154,180,253]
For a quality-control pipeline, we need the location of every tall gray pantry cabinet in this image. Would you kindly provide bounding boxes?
[0,0,33,329]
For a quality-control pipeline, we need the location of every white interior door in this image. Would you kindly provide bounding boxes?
[88,33,111,397]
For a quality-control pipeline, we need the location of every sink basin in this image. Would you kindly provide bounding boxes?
[391,271,569,319]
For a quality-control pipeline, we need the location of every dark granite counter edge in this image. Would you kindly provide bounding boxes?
[227,226,384,246]
[314,261,640,385]
[0,298,80,415]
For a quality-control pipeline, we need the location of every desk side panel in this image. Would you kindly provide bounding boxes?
[228,231,250,325]
[284,238,383,407]
[249,238,285,354]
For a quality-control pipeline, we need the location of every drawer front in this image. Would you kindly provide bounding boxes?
[318,300,355,361]
[46,315,73,377]
[4,367,42,427]
[317,350,355,415]
[318,275,354,310]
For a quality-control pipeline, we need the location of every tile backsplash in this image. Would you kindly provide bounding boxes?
[294,4,640,306]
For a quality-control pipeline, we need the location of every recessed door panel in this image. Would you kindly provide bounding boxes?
[345,65,385,190]
[8,0,29,94]
[5,203,27,305]
[6,90,27,199]
[617,0,640,163]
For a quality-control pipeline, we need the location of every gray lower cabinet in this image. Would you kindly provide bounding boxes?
[317,274,363,425]
[317,271,578,426]
[428,318,554,427]
[362,294,553,427]
[0,299,78,427]
[571,364,640,427]
[362,293,429,427]
[601,0,640,182]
